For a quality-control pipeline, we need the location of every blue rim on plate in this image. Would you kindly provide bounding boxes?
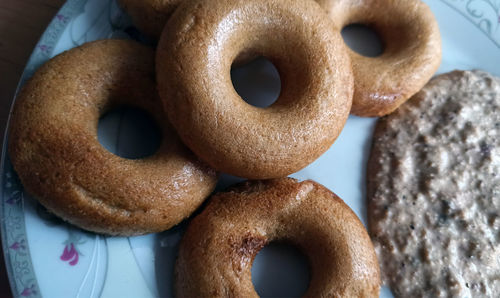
[1,0,500,297]
[1,2,86,296]
[0,1,132,296]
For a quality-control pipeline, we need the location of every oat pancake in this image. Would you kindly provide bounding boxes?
[367,70,500,297]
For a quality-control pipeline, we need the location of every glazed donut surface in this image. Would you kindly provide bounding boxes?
[157,0,353,179]
[316,0,441,116]
[8,39,217,236]
[176,178,380,297]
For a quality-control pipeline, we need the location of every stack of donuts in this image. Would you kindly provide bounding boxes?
[8,0,441,296]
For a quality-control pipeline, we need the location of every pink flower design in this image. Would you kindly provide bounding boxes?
[6,191,22,205]
[20,284,36,296]
[55,14,68,22]
[37,44,52,54]
[59,231,85,266]
[9,239,25,251]
[60,243,79,266]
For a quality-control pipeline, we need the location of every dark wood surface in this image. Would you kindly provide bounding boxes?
[0,0,65,296]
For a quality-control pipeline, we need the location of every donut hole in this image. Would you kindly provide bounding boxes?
[98,106,161,159]
[251,242,310,297]
[341,24,384,57]
[231,57,281,108]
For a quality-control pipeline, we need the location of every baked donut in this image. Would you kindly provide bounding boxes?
[8,39,217,236]
[176,178,380,297]
[316,0,441,117]
[157,0,353,179]
[117,0,180,39]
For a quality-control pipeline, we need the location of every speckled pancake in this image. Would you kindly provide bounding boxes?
[367,70,500,297]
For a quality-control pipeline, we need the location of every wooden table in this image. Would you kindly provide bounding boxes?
[0,0,65,296]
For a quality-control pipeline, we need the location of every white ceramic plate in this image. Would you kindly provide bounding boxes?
[1,0,500,297]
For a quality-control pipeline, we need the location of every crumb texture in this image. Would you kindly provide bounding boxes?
[368,70,500,297]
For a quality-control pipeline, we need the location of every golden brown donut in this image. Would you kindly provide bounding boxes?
[157,0,353,179]
[117,0,180,39]
[316,0,442,117]
[176,178,380,297]
[8,39,217,236]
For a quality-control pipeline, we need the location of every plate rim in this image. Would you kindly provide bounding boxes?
[0,1,87,296]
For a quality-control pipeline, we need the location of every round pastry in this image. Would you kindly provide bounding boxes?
[176,178,380,297]
[157,0,353,179]
[316,0,441,117]
[8,39,217,236]
[367,70,500,297]
[117,0,180,39]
